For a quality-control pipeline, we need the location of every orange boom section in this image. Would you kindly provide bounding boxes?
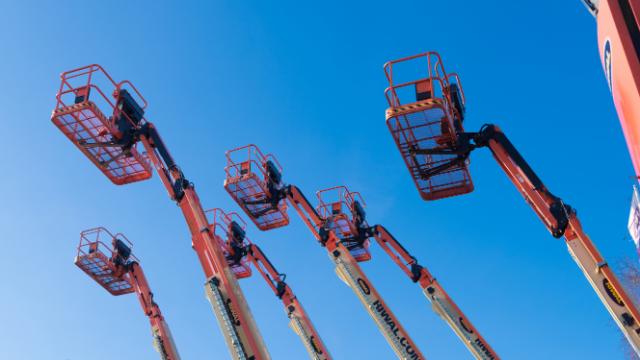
[51,65,152,185]
[384,52,472,201]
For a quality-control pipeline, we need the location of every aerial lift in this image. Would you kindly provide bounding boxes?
[51,65,269,359]
[314,185,498,360]
[581,0,640,178]
[224,145,426,360]
[75,227,180,360]
[206,208,332,360]
[383,51,640,355]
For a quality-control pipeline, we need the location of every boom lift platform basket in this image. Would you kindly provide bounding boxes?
[75,227,137,296]
[75,227,182,360]
[316,187,372,262]
[51,65,152,185]
[384,52,472,200]
[206,208,253,279]
[225,144,290,230]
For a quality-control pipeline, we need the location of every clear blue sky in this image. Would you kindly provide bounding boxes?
[0,0,635,359]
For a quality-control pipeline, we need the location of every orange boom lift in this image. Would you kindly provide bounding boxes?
[206,208,332,360]
[314,185,498,359]
[75,227,181,360]
[51,65,269,359]
[224,145,425,360]
[384,51,640,355]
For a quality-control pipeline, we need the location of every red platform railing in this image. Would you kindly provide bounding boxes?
[316,186,371,262]
[75,227,139,296]
[384,52,473,201]
[206,208,253,279]
[224,144,290,230]
[51,65,152,185]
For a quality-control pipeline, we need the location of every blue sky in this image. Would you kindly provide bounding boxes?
[0,0,636,359]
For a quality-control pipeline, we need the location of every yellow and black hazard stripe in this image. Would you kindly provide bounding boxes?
[385,98,444,120]
[54,100,99,116]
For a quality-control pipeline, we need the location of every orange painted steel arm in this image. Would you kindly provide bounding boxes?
[372,225,498,360]
[247,244,332,360]
[473,124,640,354]
[139,131,270,360]
[285,185,325,231]
[129,262,181,360]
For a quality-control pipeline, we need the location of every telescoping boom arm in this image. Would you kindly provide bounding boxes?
[224,146,425,360]
[51,65,269,360]
[75,227,180,360]
[312,186,498,359]
[207,208,332,360]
